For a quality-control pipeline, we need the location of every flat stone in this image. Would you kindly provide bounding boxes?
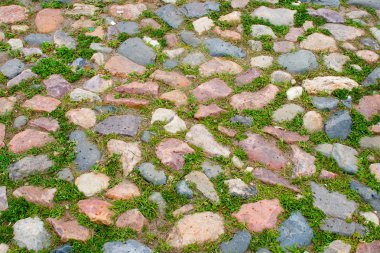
[54,30,76,49]
[105,180,140,200]
[9,129,55,154]
[250,55,273,69]
[332,143,358,174]
[225,178,256,198]
[105,55,146,77]
[230,84,279,110]
[251,25,277,38]
[0,97,16,116]
[156,5,184,29]
[107,139,141,176]
[35,9,64,33]
[194,104,225,119]
[356,241,380,253]
[173,204,194,217]
[193,78,232,102]
[176,180,193,199]
[150,70,191,87]
[235,68,261,86]
[13,217,51,252]
[47,218,92,242]
[22,95,61,113]
[285,27,304,42]
[357,50,379,63]
[78,199,114,225]
[263,126,309,144]
[320,217,366,237]
[24,34,52,46]
[103,240,152,253]
[0,186,8,211]
[160,90,188,106]
[291,145,316,178]
[201,160,223,179]
[253,167,300,192]
[185,171,219,202]
[13,186,56,208]
[324,240,351,253]
[321,24,365,41]
[308,8,344,23]
[7,69,38,88]
[360,136,380,151]
[149,192,167,215]
[66,3,98,16]
[251,6,295,26]
[312,96,339,110]
[29,117,59,132]
[303,76,359,94]
[347,0,380,9]
[83,75,112,93]
[272,103,304,123]
[56,168,74,183]
[180,2,219,18]
[69,130,101,171]
[360,211,379,226]
[156,138,194,170]
[300,33,338,52]
[109,4,146,20]
[116,209,148,232]
[104,94,149,108]
[182,51,206,66]
[75,172,109,197]
[231,0,249,8]
[200,58,243,77]
[278,50,318,74]
[8,154,53,181]
[355,95,380,120]
[138,163,167,186]
[370,164,380,182]
[180,30,201,47]
[220,230,251,253]
[66,108,96,129]
[1,59,25,78]
[70,88,101,102]
[0,243,9,253]
[95,115,141,137]
[13,116,28,129]
[115,81,159,97]
[325,110,352,140]
[205,38,246,58]
[193,17,214,34]
[0,5,28,24]
[118,38,156,66]
[350,180,380,212]
[213,26,242,41]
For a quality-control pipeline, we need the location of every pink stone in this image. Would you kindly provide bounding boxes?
[230,84,279,110]
[104,94,149,108]
[47,217,92,242]
[114,81,159,97]
[253,168,300,193]
[109,4,146,20]
[232,199,283,233]
[319,169,338,179]
[13,186,56,208]
[156,138,194,170]
[218,126,237,137]
[355,94,380,120]
[200,58,243,77]
[194,104,225,119]
[193,78,232,102]
[235,68,261,86]
[78,199,114,225]
[140,18,161,29]
[263,126,309,144]
[160,90,188,106]
[35,9,64,33]
[356,50,379,63]
[356,241,380,253]
[0,97,16,115]
[273,41,295,53]
[213,26,241,40]
[86,26,105,39]
[173,204,194,217]
[116,209,148,232]
[370,122,380,135]
[66,108,96,129]
[164,33,179,48]
[105,180,141,200]
[8,129,55,153]
[29,117,60,132]
[231,0,249,8]
[0,123,5,148]
[370,164,380,182]
[22,95,61,113]
[291,145,316,178]
[107,140,141,176]
[238,133,288,170]
[105,55,146,77]
[285,27,304,42]
[0,5,28,24]
[150,70,191,87]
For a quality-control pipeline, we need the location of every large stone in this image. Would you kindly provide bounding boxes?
[185,171,219,202]
[355,95,380,121]
[109,4,146,20]
[331,143,358,174]
[167,212,224,248]
[9,129,55,154]
[278,50,318,74]
[13,186,56,208]
[200,58,243,76]
[1,59,25,78]
[8,155,53,180]
[303,76,359,94]
[251,25,277,38]
[291,145,316,178]
[156,138,194,170]
[220,230,251,253]
[320,217,366,237]
[253,168,300,192]
[105,180,140,200]
[150,69,190,87]
[272,103,304,123]
[263,126,309,144]
[251,6,295,26]
[29,117,59,132]
[300,33,337,52]
[13,217,51,251]
[115,81,159,97]
[193,78,232,102]
[107,139,141,176]
[105,55,146,77]
[70,130,101,171]
[95,115,141,136]
[308,8,344,23]
[321,24,365,41]
[156,5,184,28]
[348,0,380,9]
[47,218,92,242]
[22,95,61,113]
[7,69,38,88]
[66,108,96,129]
[230,84,279,110]
[83,75,112,93]
[235,68,261,86]
[116,209,148,232]
[138,163,167,186]
[35,9,64,33]
[103,240,152,253]
[324,53,350,72]
[325,110,352,140]
[0,5,28,24]
[78,199,114,225]
[350,180,380,212]
[118,38,156,66]
[75,172,109,197]
[205,38,246,58]
[180,2,219,18]
[70,88,101,102]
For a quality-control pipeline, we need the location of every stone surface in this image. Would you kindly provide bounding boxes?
[303,76,359,94]
[105,180,140,200]
[115,81,159,97]
[263,126,309,144]
[48,218,92,242]
[220,231,251,253]
[300,33,337,52]
[230,84,279,110]
[105,55,146,77]
[8,154,53,180]
[70,130,101,171]
[355,95,380,120]
[9,129,55,154]
[75,172,109,197]
[35,9,64,33]
[205,38,246,58]
[253,168,300,192]
[66,108,96,129]
[118,38,156,66]
[320,217,366,237]
[150,70,191,87]
[251,6,295,26]
[291,145,316,178]
[107,139,141,176]
[13,186,56,208]
[13,217,51,251]
[0,186,8,211]
[225,178,256,198]
[0,5,28,24]
[356,241,380,253]
[200,58,243,76]
[331,143,358,174]
[156,138,194,170]
[29,117,59,132]
[324,240,351,253]
[350,180,380,212]
[103,240,152,253]
[95,115,141,136]
[325,110,352,140]
[321,24,365,41]
[193,78,232,102]
[278,50,318,74]
[116,209,148,232]
[272,103,304,123]
[22,95,61,113]
[78,199,114,225]
[185,171,219,202]
[138,163,167,186]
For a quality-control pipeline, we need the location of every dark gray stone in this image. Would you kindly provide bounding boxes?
[176,180,193,199]
[69,130,101,171]
[94,106,118,114]
[205,38,246,58]
[1,59,25,78]
[116,22,139,35]
[311,96,339,111]
[8,155,53,181]
[360,38,380,51]
[156,5,184,29]
[362,67,380,86]
[94,115,141,136]
[51,244,73,253]
[348,0,380,9]
[320,217,366,237]
[180,2,219,18]
[118,37,156,66]
[180,30,201,48]
[220,230,251,253]
[201,160,222,178]
[138,163,167,186]
[24,34,53,46]
[103,240,152,253]
[278,50,318,74]
[325,110,352,140]
[163,59,178,69]
[230,115,252,126]
[350,180,380,212]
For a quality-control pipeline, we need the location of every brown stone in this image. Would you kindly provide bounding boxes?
[105,180,141,200]
[29,117,60,132]
[355,94,380,120]
[193,78,232,102]
[218,126,237,137]
[232,199,283,233]
[356,241,380,253]
[150,70,191,87]
[285,27,304,42]
[230,84,279,110]
[78,199,114,225]
[235,68,261,86]
[253,168,300,193]
[9,129,55,154]
[85,26,105,39]
[35,9,64,33]
[107,140,141,176]
[22,95,61,113]
[0,97,16,115]
[200,58,243,77]
[105,55,146,77]
[160,90,188,106]
[66,108,96,129]
[47,218,92,242]
[140,18,161,29]
[156,138,194,170]
[273,41,295,53]
[116,209,148,232]
[263,126,309,144]
[0,5,28,24]
[356,50,379,63]
[114,81,159,97]
[109,4,147,20]
[194,104,225,119]
[319,169,338,179]
[13,186,56,208]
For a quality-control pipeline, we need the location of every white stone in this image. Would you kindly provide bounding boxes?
[13,217,51,252]
[193,17,214,35]
[303,111,323,133]
[70,88,101,102]
[143,36,160,48]
[163,48,185,59]
[250,55,273,69]
[7,39,23,50]
[251,25,277,38]
[323,53,350,72]
[302,76,359,94]
[286,86,303,100]
[107,140,141,176]
[360,211,379,226]
[164,115,187,134]
[75,172,109,197]
[0,244,9,253]
[151,108,176,124]
[232,156,244,169]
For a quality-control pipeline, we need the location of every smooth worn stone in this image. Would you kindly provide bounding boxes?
[303,76,359,94]
[54,30,76,49]
[251,6,296,26]
[9,129,54,154]
[78,199,114,225]
[186,124,230,158]
[0,5,28,24]
[213,26,242,41]
[83,75,112,93]
[104,94,149,108]
[66,108,96,129]
[24,34,53,46]
[193,78,232,102]
[291,145,316,178]
[185,171,219,202]
[321,24,365,41]
[107,140,141,176]
[47,218,92,242]
[250,55,273,69]
[370,163,380,182]
[176,180,193,198]
[230,115,252,126]
[239,133,288,170]
[370,123,380,134]
[356,241,380,253]
[312,96,339,110]
[105,180,140,200]
[231,0,249,8]
[29,117,59,132]
[163,59,178,69]
[360,211,379,226]
[300,33,338,52]
[115,81,159,97]
[167,212,224,248]
[285,27,304,42]
[105,55,146,77]
[193,17,214,34]
[66,3,98,16]
[75,172,109,197]
[13,217,51,252]
[13,116,28,129]
[325,110,352,140]
[56,168,74,183]
[149,192,167,215]
[118,38,156,66]
[320,217,366,237]
[308,8,344,23]
[263,126,309,144]
[8,154,53,180]
[235,68,261,86]
[232,199,283,233]
[69,130,101,171]
[0,186,8,211]
[172,204,194,217]
[360,38,379,51]
[140,18,161,29]
[0,97,16,115]
[324,53,350,72]
[103,240,152,253]
[115,21,139,35]
[138,163,167,186]
[311,182,357,219]
[303,111,324,133]
[201,160,223,179]
[230,84,279,110]
[332,143,358,174]
[13,186,56,208]
[116,209,148,232]
[286,86,303,100]
[165,33,179,47]
[200,57,243,76]
[0,243,9,253]
[350,180,380,212]
[301,0,340,7]
[156,5,184,28]
[182,51,206,66]
[278,50,318,74]
[360,136,380,151]
[163,115,186,133]
[347,0,380,9]
[205,38,246,58]
[1,59,25,78]
[160,90,188,106]
[109,3,146,20]
[251,25,277,39]
[95,115,141,137]
[253,167,300,193]
[151,108,176,124]
[22,95,61,112]
[150,69,191,87]
[180,2,219,18]
[35,9,64,33]
[277,211,313,249]
[272,103,304,123]
[220,230,251,253]
[355,94,380,120]
[7,69,38,88]
[180,30,201,48]
[324,240,351,253]
[225,178,256,198]
[194,104,225,119]
[356,50,379,63]
[90,43,112,54]
[273,41,295,53]
[156,138,194,170]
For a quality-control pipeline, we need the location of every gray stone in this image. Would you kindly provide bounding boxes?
[278,50,318,74]
[180,30,201,47]
[117,37,156,66]
[156,5,184,29]
[51,244,73,253]
[251,25,277,39]
[230,115,252,126]
[13,217,51,252]
[220,230,251,253]
[94,115,141,137]
[272,104,304,123]
[138,163,167,186]
[201,160,223,179]
[1,59,25,78]
[13,115,28,129]
[185,171,219,203]
[308,8,344,23]
[149,192,167,215]
[163,59,178,69]
[311,96,339,111]
[180,2,219,18]
[320,217,366,237]
[277,211,313,249]
[205,38,246,58]
[90,43,113,54]
[103,240,152,253]
[69,130,101,171]
[256,249,272,253]
[54,30,76,49]
[182,51,205,66]
[56,168,74,183]
[176,180,193,199]
[350,180,380,212]
[116,22,139,35]
[363,67,380,86]
[325,110,352,140]
[251,6,296,26]
[348,0,380,9]
[301,0,340,7]
[331,143,358,174]
[360,38,379,51]
[24,34,53,46]
[8,154,53,180]
[94,105,117,114]
[342,97,352,108]
[225,178,256,199]
[0,186,8,211]
[360,136,380,151]
[141,131,152,143]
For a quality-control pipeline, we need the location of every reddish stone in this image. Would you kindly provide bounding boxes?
[140,18,161,29]
[35,9,64,33]
[194,104,225,119]
[0,5,28,24]
[109,4,146,20]
[114,81,159,97]
[66,108,96,129]
[356,241,380,253]
[164,33,179,48]
[116,209,148,232]
[273,41,295,53]
[8,129,55,153]
[105,180,140,200]
[0,97,16,115]
[213,26,241,41]
[156,138,194,170]
[78,199,114,225]
[285,27,304,42]
[235,68,261,86]
[47,218,92,242]
[370,122,380,135]
[22,95,61,113]
[28,117,60,132]
[105,55,146,77]
[263,126,309,144]
[253,167,300,193]
[193,78,232,102]
[319,169,338,179]
[150,70,191,87]
[230,84,279,110]
[238,133,288,170]
[13,186,56,208]
[232,199,283,233]
[355,94,380,120]
[200,58,243,77]
[160,90,188,106]
[0,123,5,148]
[85,26,105,39]
[218,126,237,137]
[291,145,316,178]
[104,94,149,108]
[43,75,72,98]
